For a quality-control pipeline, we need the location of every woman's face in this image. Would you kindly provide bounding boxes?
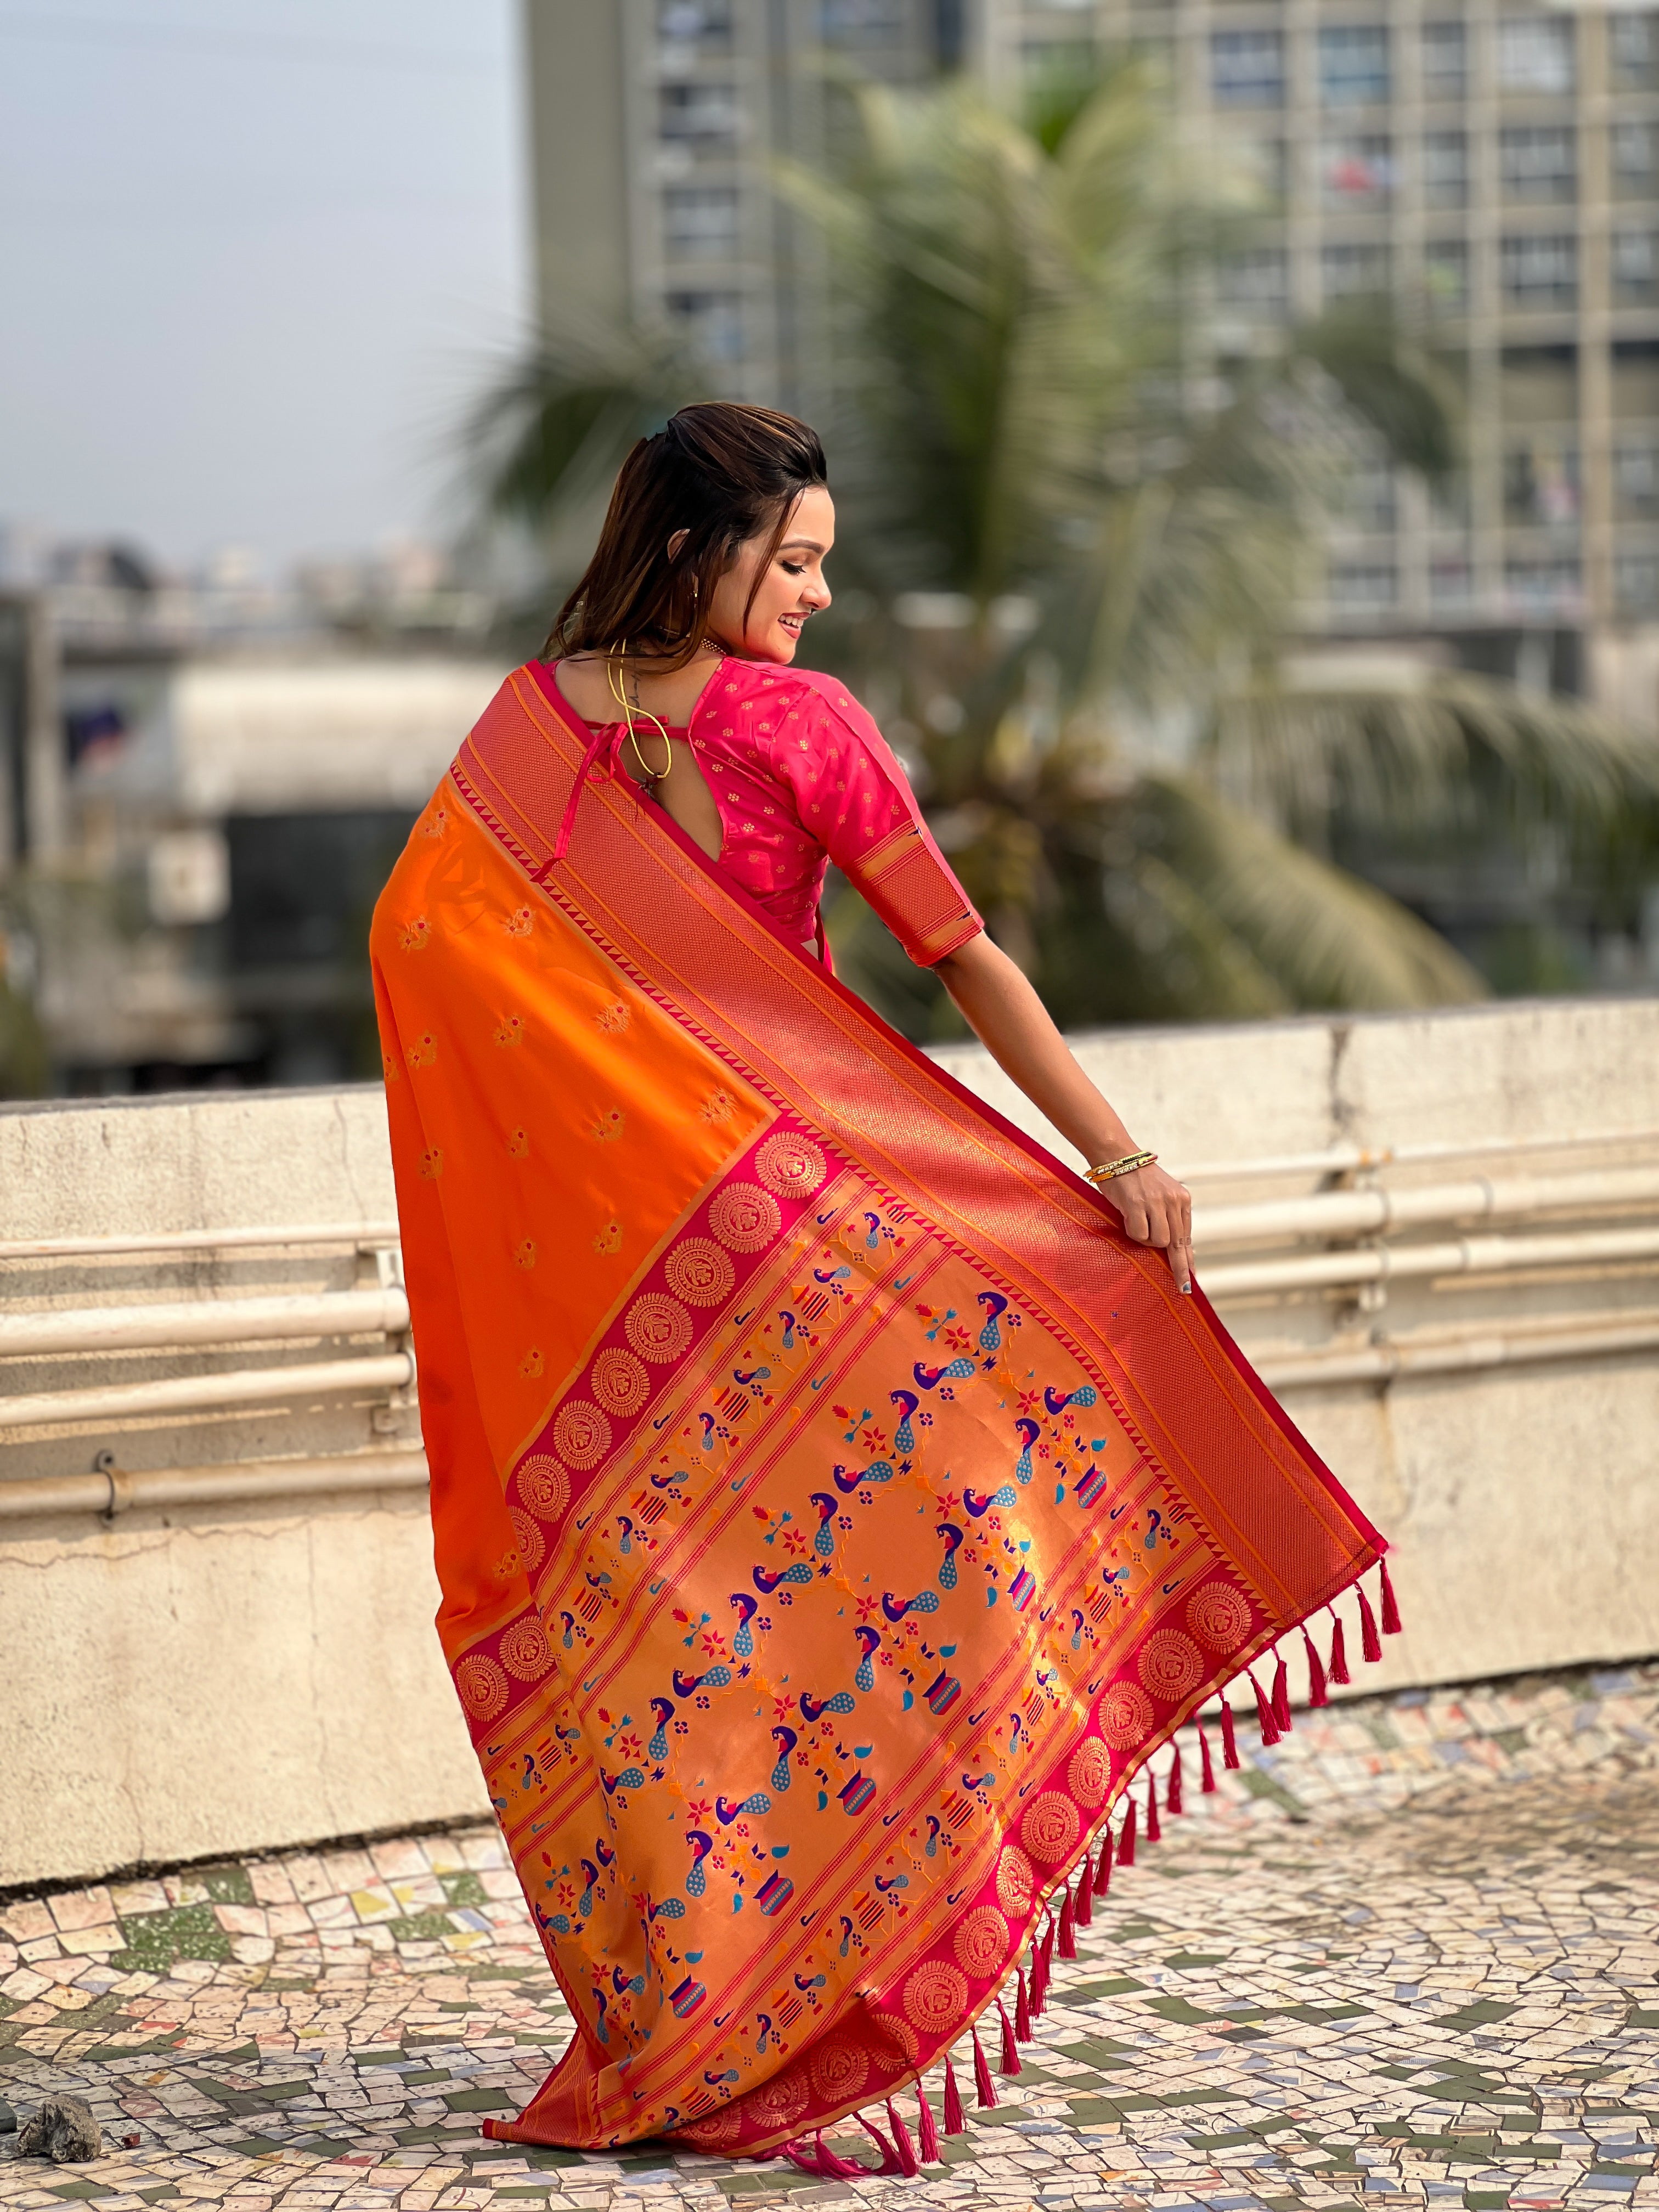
[707,486,835,663]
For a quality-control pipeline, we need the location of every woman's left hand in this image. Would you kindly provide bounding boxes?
[1106,1163,1194,1294]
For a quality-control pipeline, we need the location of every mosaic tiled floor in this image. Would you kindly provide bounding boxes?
[3,1666,1657,2212]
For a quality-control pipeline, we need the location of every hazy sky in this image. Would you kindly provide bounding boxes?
[0,1,526,573]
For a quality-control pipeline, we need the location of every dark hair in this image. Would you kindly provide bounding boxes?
[546,402,828,668]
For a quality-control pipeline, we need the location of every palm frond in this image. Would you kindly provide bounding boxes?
[1210,668,1659,839]
[1291,297,1460,481]
[465,323,703,532]
[1135,774,1487,1008]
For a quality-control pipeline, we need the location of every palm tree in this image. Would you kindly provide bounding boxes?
[469,64,1659,1034]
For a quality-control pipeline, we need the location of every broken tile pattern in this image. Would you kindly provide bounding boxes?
[2,1665,1656,2212]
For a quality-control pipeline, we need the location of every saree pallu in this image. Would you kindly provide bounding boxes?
[370,663,1391,2162]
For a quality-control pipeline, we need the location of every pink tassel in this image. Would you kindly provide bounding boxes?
[1036,1914,1054,2012]
[1199,1722,1216,1792]
[1095,1824,1113,1889]
[1250,1669,1280,1747]
[943,2053,966,2135]
[972,2025,996,2109]
[1075,1851,1094,1926]
[1220,1694,1240,1769]
[857,2111,903,2176]
[1328,1610,1351,1685]
[1272,1650,1293,1734]
[785,2130,867,2180]
[997,1999,1021,2076]
[1015,1963,1031,2041]
[1302,1625,1329,1707]
[1358,1585,1382,1663]
[1058,1884,1077,1959]
[1380,1558,1402,1635]
[1167,1744,1184,1816]
[887,2098,919,2177]
[916,2082,940,2166]
[1144,1768,1162,1843]
[1118,1797,1137,1866]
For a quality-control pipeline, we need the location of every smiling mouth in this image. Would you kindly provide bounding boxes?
[778,612,811,634]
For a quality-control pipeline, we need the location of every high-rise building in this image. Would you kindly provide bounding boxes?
[984,0,1659,643]
[524,2,964,415]
[523,0,1659,649]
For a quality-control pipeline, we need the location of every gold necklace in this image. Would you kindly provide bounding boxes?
[606,655,673,792]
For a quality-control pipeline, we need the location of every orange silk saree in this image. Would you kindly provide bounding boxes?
[370,662,1393,2166]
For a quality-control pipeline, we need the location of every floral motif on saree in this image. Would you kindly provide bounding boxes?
[370,663,1391,2163]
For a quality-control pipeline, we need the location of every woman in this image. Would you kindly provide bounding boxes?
[371,403,1391,2167]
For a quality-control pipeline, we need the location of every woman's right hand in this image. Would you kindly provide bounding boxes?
[1107,1162,1194,1295]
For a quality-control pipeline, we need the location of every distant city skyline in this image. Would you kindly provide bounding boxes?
[0,1,526,569]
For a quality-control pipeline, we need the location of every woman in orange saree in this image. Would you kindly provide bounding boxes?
[371,404,1396,2170]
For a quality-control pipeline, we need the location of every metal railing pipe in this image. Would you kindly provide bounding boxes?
[1173,1125,1659,1182]
[1201,1222,1659,1299]
[0,1352,414,1433]
[1192,1165,1659,1250]
[0,1448,430,1519]
[1257,1315,1659,1390]
[0,1221,400,1262]
[0,1288,410,1361]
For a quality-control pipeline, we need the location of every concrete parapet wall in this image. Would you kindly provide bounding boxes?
[2,998,1657,1889]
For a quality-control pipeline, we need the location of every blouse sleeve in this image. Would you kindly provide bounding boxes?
[771,678,985,968]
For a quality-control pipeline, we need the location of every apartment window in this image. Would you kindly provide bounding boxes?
[658,81,741,145]
[1505,437,1580,521]
[1328,561,1398,607]
[663,186,741,258]
[1611,11,1659,88]
[1423,131,1469,207]
[1422,20,1468,99]
[820,0,907,43]
[1616,550,1659,609]
[1217,247,1290,318]
[1319,25,1390,105]
[1615,438,1659,513]
[1613,229,1659,303]
[1323,134,1394,206]
[1430,552,1474,602]
[658,0,733,44]
[1344,466,1398,530]
[1497,16,1573,95]
[1614,121,1656,190]
[667,289,746,360]
[1211,30,1285,105]
[1500,126,1576,201]
[1322,241,1391,300]
[1425,236,1470,312]
[1501,233,1577,307]
[1504,554,1581,609]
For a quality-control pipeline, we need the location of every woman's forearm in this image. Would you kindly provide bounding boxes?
[933,934,1140,1169]
[932,931,1194,1291]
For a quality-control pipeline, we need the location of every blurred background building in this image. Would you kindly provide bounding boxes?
[524,2,967,414]
[524,0,1659,676]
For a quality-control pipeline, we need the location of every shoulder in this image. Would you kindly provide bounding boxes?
[744,665,904,771]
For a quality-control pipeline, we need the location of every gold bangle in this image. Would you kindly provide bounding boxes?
[1085,1149,1158,1186]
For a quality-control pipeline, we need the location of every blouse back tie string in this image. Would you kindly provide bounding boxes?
[552,721,625,865]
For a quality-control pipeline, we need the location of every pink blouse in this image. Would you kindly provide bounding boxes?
[541,658,984,969]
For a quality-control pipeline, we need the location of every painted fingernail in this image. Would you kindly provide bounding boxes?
[1180,1281,1192,1295]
